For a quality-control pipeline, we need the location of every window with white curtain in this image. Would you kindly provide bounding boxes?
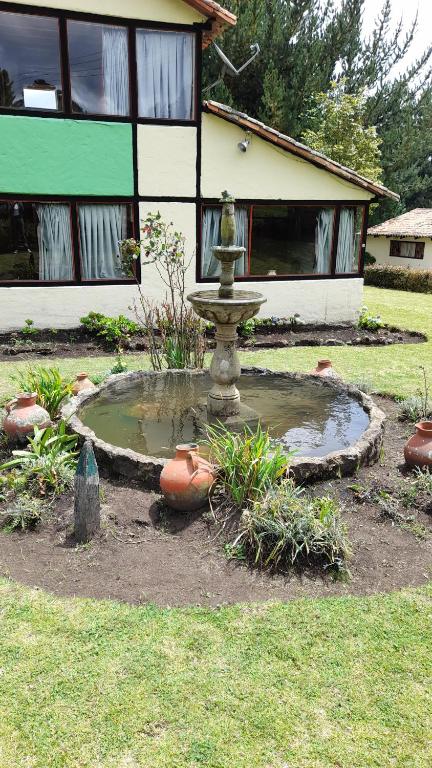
[78,203,132,280]
[136,29,195,120]
[68,21,130,116]
[336,207,363,273]
[201,207,248,278]
[0,202,73,281]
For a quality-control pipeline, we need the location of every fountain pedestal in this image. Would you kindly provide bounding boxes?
[188,192,266,421]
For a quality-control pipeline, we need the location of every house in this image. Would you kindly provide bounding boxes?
[0,0,398,330]
[367,209,432,269]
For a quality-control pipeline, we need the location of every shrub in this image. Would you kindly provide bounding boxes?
[397,396,432,423]
[234,481,350,572]
[1,496,44,532]
[358,305,384,331]
[10,366,72,419]
[205,422,291,508]
[80,312,139,347]
[0,422,78,496]
[364,265,432,294]
[21,318,38,336]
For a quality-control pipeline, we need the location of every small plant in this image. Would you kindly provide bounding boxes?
[350,375,375,394]
[21,318,38,336]
[10,366,72,420]
[358,305,384,331]
[110,354,128,375]
[232,481,350,572]
[205,422,291,509]
[1,496,44,532]
[80,312,139,349]
[0,422,78,496]
[288,313,301,329]
[397,367,431,422]
[238,318,256,339]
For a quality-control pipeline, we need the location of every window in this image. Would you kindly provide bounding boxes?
[0,12,62,111]
[78,203,133,280]
[0,201,134,283]
[68,21,130,116]
[390,240,424,260]
[0,202,73,281]
[335,206,364,273]
[136,30,195,120]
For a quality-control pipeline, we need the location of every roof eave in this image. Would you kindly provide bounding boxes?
[184,1,236,47]
[203,101,399,202]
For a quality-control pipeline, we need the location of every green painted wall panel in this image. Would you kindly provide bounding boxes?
[0,116,133,196]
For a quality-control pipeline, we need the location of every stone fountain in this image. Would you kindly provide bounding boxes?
[187,192,266,423]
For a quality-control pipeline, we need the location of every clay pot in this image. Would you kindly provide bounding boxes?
[2,392,51,442]
[404,421,432,469]
[160,443,216,512]
[72,373,96,396]
[310,359,340,378]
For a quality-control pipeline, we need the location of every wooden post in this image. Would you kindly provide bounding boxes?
[74,440,100,544]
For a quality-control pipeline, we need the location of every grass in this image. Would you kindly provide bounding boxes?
[0,287,429,401]
[1,286,432,767]
[0,579,431,768]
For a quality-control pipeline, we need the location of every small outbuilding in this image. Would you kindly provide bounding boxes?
[367,209,432,269]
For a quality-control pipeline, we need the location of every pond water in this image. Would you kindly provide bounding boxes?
[80,371,369,460]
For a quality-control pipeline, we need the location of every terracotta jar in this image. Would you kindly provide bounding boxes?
[310,359,340,378]
[160,443,216,512]
[2,392,51,442]
[72,373,96,396]
[404,421,432,469]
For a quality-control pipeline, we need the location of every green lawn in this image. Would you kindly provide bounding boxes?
[0,286,429,400]
[0,286,431,767]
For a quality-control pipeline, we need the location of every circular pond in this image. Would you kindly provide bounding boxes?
[63,369,385,488]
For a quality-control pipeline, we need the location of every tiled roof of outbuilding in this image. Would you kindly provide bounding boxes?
[368,209,432,237]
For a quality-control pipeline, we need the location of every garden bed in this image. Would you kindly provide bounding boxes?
[0,322,426,360]
[0,398,430,607]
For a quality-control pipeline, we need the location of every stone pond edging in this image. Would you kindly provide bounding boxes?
[61,368,386,489]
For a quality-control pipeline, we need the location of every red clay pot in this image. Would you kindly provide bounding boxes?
[160,443,215,512]
[72,373,96,396]
[2,392,51,442]
[310,359,340,378]
[404,421,432,469]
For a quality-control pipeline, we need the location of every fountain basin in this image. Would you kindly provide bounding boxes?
[62,368,385,490]
[187,290,266,325]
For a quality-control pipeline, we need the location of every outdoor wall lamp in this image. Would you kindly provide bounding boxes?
[238,132,252,152]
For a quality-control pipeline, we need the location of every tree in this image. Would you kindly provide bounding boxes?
[302,82,382,183]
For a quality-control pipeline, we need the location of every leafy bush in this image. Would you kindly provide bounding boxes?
[397,396,432,423]
[358,305,384,331]
[1,496,44,532]
[80,312,140,347]
[110,354,128,374]
[205,422,291,508]
[21,318,38,336]
[364,265,432,294]
[0,422,78,496]
[10,366,72,419]
[233,480,350,572]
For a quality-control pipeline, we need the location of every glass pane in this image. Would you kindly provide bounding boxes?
[336,206,363,273]
[0,202,73,281]
[250,206,334,276]
[68,21,130,115]
[78,204,132,280]
[201,206,248,278]
[0,12,62,110]
[136,30,195,119]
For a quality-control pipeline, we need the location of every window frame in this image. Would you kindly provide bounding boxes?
[0,3,200,125]
[198,201,368,283]
[0,197,139,287]
[389,239,425,260]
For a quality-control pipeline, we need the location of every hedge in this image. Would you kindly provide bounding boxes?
[364,264,432,294]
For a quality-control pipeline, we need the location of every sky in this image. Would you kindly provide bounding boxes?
[361,0,431,67]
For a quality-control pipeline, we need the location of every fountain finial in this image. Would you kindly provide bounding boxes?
[220,191,236,247]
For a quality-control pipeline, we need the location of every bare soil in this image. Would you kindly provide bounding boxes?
[0,324,425,360]
[0,399,431,607]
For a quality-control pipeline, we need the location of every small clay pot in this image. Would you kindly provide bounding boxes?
[72,373,96,396]
[160,443,215,512]
[404,421,432,469]
[2,392,51,442]
[310,359,340,378]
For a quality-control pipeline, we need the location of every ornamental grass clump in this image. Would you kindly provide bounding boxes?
[10,365,72,419]
[205,422,291,509]
[235,481,351,573]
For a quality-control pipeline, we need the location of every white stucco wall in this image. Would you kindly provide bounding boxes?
[367,236,432,269]
[201,114,374,202]
[138,126,197,198]
[0,198,364,329]
[1,0,204,23]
